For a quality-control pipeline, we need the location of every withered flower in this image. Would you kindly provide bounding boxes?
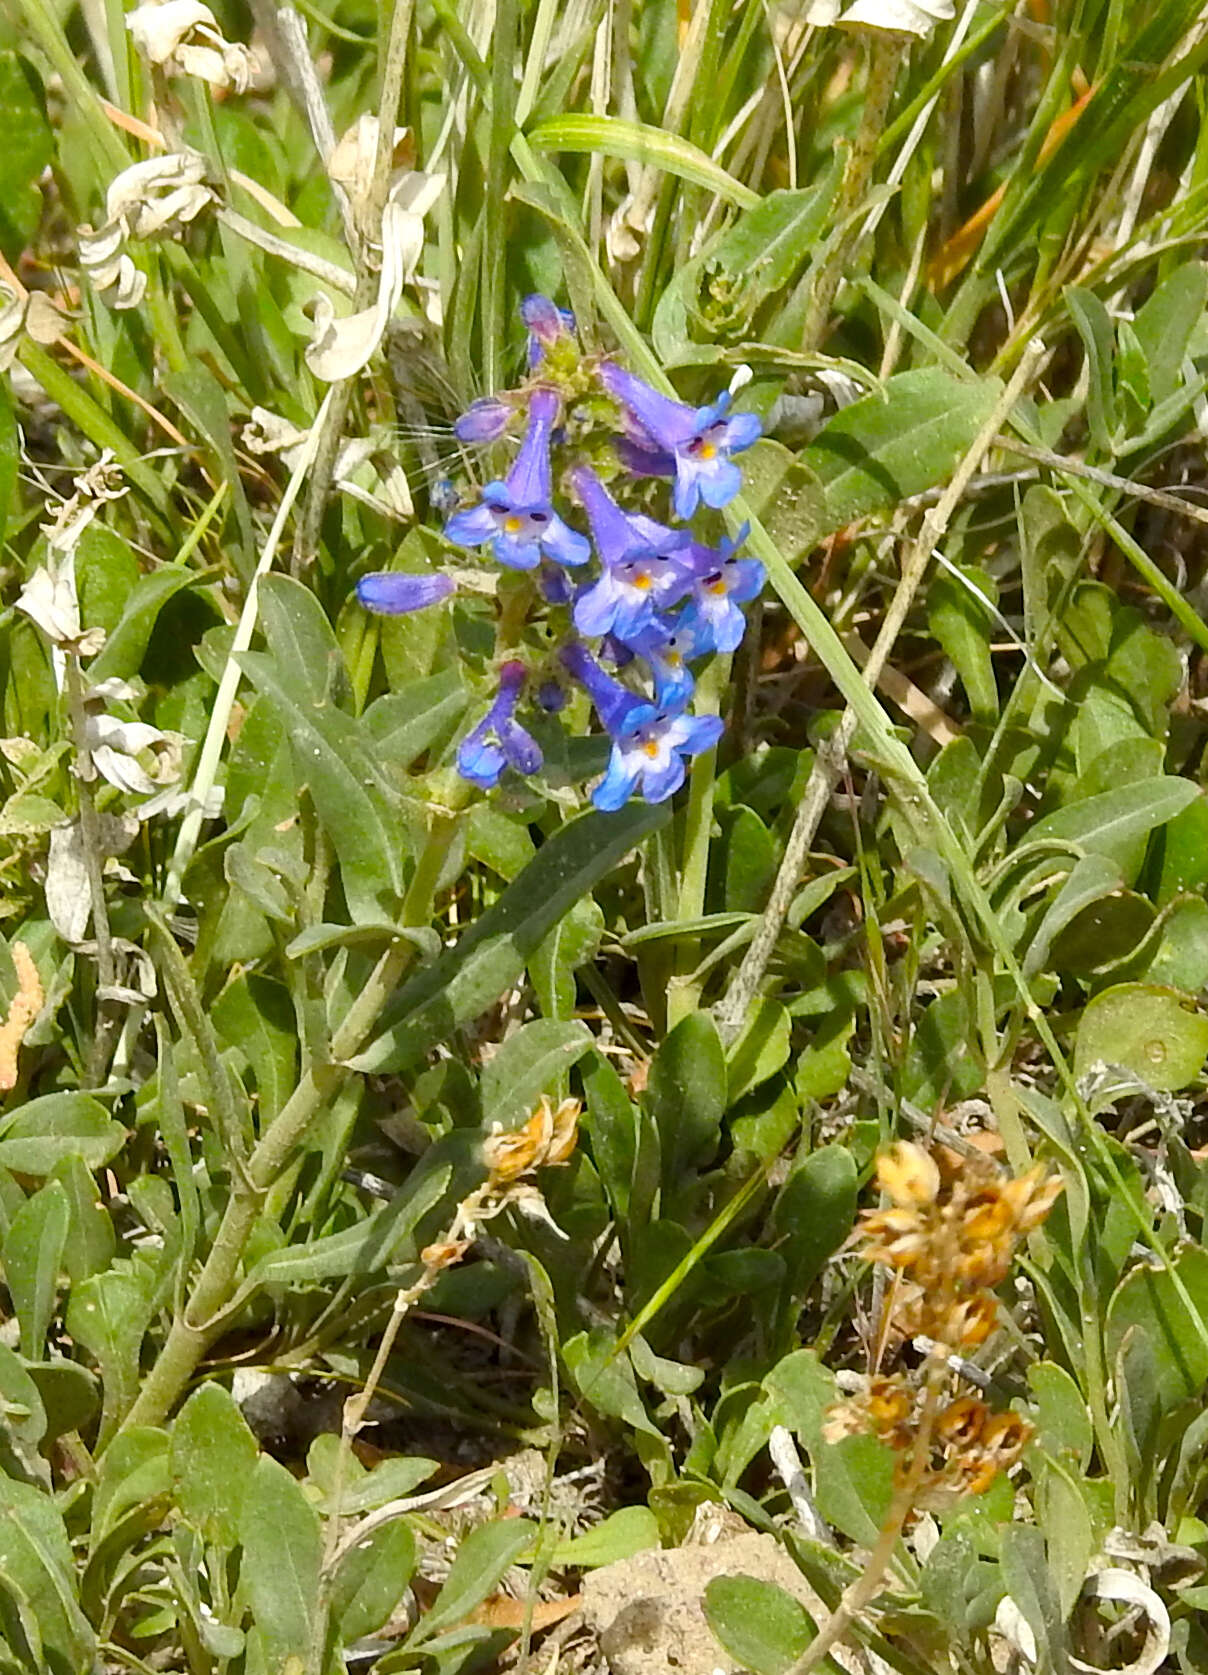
[826,1140,1061,1511]
[0,943,43,1092]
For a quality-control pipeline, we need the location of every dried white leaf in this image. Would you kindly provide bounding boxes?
[46,815,138,944]
[15,551,105,657]
[1069,1570,1170,1675]
[126,0,256,91]
[242,406,310,457]
[807,0,954,31]
[46,822,93,944]
[105,152,214,239]
[0,286,24,372]
[304,198,408,382]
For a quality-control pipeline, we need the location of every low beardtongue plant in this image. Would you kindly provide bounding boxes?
[355,295,764,808]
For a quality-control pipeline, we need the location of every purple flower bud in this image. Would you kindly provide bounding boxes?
[356,571,456,615]
[454,397,511,444]
[536,679,567,713]
[521,294,575,366]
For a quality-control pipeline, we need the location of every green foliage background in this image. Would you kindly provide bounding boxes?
[2,0,1208,1670]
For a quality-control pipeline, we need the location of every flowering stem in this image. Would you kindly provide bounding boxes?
[62,656,117,1086]
[667,654,727,1028]
[799,34,903,353]
[786,1374,943,1675]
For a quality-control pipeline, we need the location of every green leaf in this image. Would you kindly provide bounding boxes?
[0,53,53,257]
[804,369,1001,533]
[1022,853,1124,978]
[87,569,198,684]
[332,1519,416,1644]
[529,897,603,1021]
[239,649,405,923]
[549,1506,660,1569]
[2,1182,68,1360]
[1000,1525,1067,1673]
[479,1018,592,1130]
[1106,1246,1208,1412]
[1065,286,1118,451]
[527,115,759,208]
[364,670,469,774]
[1075,983,1208,1091]
[64,1260,156,1445]
[769,1145,858,1305]
[0,1474,95,1668]
[352,803,668,1072]
[703,1575,814,1675]
[409,1519,537,1642]
[723,806,778,913]
[0,1093,126,1175]
[725,998,791,1104]
[649,1010,726,1184]
[245,1140,457,1288]
[212,974,298,1120]
[1036,1456,1095,1621]
[1133,262,1207,409]
[256,573,352,709]
[49,1154,115,1283]
[171,1384,260,1550]
[1027,1362,1093,1470]
[581,1051,639,1220]
[238,1455,322,1668]
[927,565,999,723]
[0,1345,47,1486]
[1026,778,1199,869]
[91,1427,170,1550]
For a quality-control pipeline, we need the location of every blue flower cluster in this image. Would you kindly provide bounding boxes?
[356,296,764,810]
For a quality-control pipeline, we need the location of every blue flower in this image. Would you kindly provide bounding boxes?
[679,529,765,654]
[356,571,456,615]
[522,294,575,366]
[569,466,692,642]
[594,705,725,810]
[559,641,645,735]
[599,362,762,519]
[457,662,543,789]
[626,618,701,708]
[444,387,591,571]
[454,397,511,443]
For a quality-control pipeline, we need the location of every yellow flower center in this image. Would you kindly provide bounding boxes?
[698,442,717,460]
[633,572,652,590]
[505,515,523,533]
[642,740,660,758]
[708,579,728,595]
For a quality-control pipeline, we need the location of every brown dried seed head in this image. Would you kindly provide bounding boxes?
[877,1142,941,1208]
[1010,1166,1064,1233]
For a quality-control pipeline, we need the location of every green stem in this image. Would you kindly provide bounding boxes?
[114,853,445,1438]
[666,655,727,1027]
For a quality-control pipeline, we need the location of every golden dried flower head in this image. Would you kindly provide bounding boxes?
[421,1238,470,1271]
[877,1142,941,1207]
[480,1094,582,1183]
